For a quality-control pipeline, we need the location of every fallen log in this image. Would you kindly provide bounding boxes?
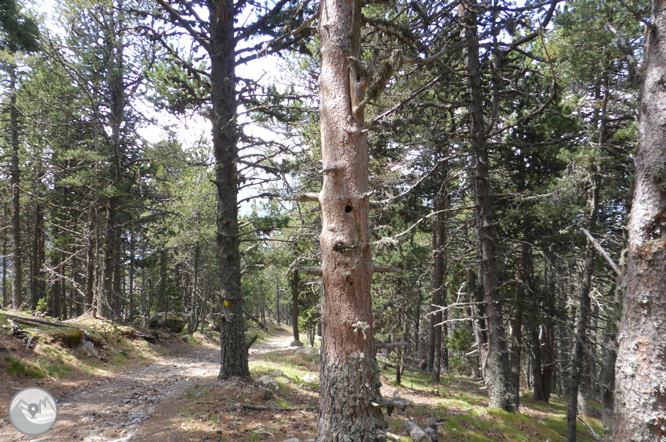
[0,312,85,331]
[403,421,432,442]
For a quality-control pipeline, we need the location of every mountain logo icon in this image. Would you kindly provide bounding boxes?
[8,387,58,436]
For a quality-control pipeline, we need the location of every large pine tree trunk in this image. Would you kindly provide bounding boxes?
[462,0,514,412]
[10,68,22,310]
[316,0,384,438]
[612,3,666,438]
[209,0,249,380]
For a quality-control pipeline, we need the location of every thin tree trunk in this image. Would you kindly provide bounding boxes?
[10,67,22,310]
[412,300,421,354]
[566,70,607,441]
[510,249,524,409]
[541,248,557,402]
[32,199,45,310]
[276,267,280,325]
[316,0,384,438]
[469,268,487,380]
[463,0,514,411]
[566,170,600,441]
[128,234,135,322]
[431,210,444,382]
[2,203,7,307]
[189,244,200,334]
[612,3,666,438]
[291,268,301,346]
[103,198,118,318]
[208,0,249,379]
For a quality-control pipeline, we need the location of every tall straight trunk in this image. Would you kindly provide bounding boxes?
[566,72,607,442]
[160,249,167,313]
[60,251,68,320]
[291,268,301,345]
[2,203,7,307]
[10,67,22,310]
[566,171,599,441]
[431,178,448,381]
[530,322,546,401]
[103,197,118,317]
[316,0,384,438]
[141,240,148,325]
[412,300,421,352]
[612,3,666,438]
[522,244,546,402]
[208,0,249,379]
[31,200,45,310]
[431,212,444,381]
[462,0,514,411]
[276,268,280,325]
[188,244,200,334]
[85,207,97,318]
[541,248,557,402]
[113,240,123,318]
[128,235,135,321]
[510,260,524,409]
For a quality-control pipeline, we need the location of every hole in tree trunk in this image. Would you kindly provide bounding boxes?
[345,205,352,213]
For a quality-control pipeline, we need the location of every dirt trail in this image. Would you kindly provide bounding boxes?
[0,329,296,442]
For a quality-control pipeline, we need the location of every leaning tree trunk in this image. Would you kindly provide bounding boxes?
[315,0,384,439]
[612,3,666,439]
[209,0,249,379]
[10,67,22,310]
[463,0,514,412]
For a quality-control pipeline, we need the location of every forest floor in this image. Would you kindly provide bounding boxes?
[0,310,604,442]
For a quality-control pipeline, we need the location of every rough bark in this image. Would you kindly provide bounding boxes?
[315,0,385,439]
[10,67,22,310]
[208,0,249,379]
[463,0,514,411]
[612,3,666,439]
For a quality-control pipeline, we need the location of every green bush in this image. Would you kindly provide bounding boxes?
[36,298,48,312]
